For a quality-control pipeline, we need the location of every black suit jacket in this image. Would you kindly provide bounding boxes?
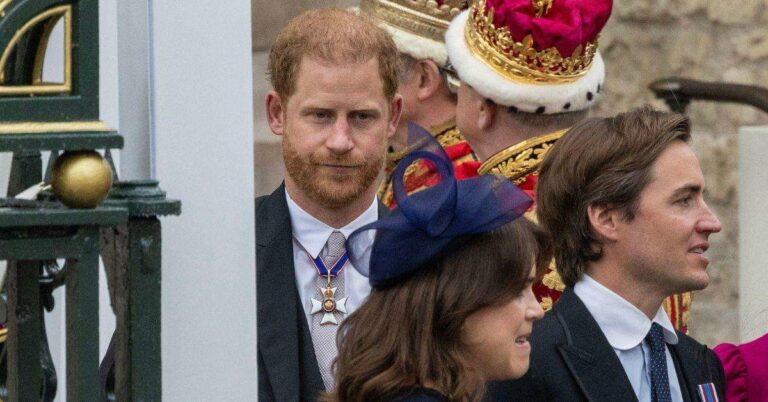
[486,288,726,402]
[256,184,386,401]
[257,185,324,402]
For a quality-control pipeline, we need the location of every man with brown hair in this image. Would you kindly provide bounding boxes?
[358,0,480,208]
[257,8,401,401]
[490,106,726,401]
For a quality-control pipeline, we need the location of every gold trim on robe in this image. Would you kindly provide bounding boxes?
[379,120,478,208]
[477,129,566,184]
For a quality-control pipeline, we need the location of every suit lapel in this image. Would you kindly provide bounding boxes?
[257,185,322,401]
[669,337,713,402]
[669,342,693,402]
[553,289,639,402]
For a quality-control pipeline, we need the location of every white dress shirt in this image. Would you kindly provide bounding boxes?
[574,274,684,402]
[285,190,375,330]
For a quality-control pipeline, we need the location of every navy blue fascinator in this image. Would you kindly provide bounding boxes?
[346,123,533,289]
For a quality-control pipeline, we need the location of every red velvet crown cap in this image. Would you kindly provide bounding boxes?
[488,0,612,57]
[445,0,613,111]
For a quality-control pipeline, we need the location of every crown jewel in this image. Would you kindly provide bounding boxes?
[532,0,553,17]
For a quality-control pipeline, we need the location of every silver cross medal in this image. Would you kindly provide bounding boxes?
[311,279,347,325]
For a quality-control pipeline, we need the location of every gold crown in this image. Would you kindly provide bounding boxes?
[465,0,597,84]
[361,0,468,42]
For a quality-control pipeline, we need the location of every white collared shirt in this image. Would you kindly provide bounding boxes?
[285,189,375,330]
[574,274,684,402]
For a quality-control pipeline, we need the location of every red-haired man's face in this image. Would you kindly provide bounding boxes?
[267,56,402,209]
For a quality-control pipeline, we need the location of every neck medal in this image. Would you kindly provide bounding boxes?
[309,252,348,325]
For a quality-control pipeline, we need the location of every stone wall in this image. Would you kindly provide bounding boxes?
[596,0,768,345]
[252,0,768,345]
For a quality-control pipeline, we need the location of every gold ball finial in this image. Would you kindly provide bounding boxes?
[51,150,113,209]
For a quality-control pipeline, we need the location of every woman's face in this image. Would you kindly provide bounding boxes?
[462,267,545,380]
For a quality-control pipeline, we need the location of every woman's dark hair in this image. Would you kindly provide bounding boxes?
[326,217,551,402]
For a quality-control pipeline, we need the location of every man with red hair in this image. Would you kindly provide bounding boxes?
[258,8,401,401]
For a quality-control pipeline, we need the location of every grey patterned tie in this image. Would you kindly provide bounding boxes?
[311,231,347,390]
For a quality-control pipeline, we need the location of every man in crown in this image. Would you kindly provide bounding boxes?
[359,0,481,208]
[444,0,693,332]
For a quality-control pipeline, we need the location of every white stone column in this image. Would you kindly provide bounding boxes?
[150,0,257,399]
[115,0,151,180]
[738,126,768,343]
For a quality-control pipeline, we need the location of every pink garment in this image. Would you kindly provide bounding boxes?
[714,333,768,402]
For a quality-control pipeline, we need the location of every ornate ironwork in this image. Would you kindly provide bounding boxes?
[0,0,99,121]
[0,1,179,401]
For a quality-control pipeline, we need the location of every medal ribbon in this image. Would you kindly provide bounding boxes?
[293,237,350,279]
[310,251,349,278]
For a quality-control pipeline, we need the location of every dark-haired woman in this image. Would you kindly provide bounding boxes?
[326,124,550,402]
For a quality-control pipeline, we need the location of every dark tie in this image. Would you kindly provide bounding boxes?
[645,323,673,402]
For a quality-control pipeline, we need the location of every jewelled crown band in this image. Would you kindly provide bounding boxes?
[464,0,598,84]
[360,0,466,42]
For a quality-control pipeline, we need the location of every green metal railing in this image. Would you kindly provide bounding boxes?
[0,1,180,400]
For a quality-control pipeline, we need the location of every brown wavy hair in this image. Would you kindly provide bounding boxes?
[536,105,691,287]
[325,218,551,402]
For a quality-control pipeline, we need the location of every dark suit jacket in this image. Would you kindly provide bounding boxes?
[486,288,726,402]
[256,184,386,401]
[257,185,324,402]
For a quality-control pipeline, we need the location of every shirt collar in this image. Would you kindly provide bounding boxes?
[285,189,378,258]
[574,274,679,350]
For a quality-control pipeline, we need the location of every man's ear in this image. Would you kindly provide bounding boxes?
[387,94,404,140]
[265,91,286,136]
[415,59,442,101]
[478,99,497,131]
[587,203,620,242]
